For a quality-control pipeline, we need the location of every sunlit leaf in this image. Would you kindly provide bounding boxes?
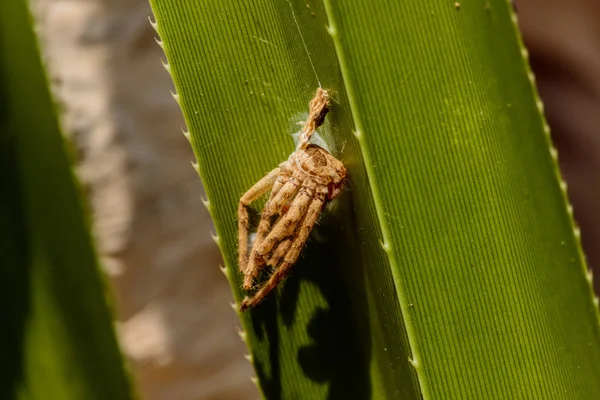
[149,0,600,398]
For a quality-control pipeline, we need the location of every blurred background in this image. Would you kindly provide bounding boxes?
[28,0,599,399]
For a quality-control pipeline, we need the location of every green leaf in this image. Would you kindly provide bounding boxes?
[0,1,133,399]
[149,0,600,398]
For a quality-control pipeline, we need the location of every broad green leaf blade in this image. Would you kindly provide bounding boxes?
[0,1,133,399]
[149,0,600,398]
[149,0,418,398]
[324,0,600,397]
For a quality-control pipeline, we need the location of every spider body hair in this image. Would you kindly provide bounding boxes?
[237,88,346,310]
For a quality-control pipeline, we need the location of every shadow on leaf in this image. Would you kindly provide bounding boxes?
[249,194,372,400]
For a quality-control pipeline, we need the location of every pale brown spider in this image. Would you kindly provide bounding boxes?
[238,88,346,311]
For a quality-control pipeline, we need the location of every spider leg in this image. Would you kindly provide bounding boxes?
[241,188,326,311]
[267,237,293,268]
[253,171,296,248]
[238,167,280,276]
[246,180,316,286]
[242,173,300,289]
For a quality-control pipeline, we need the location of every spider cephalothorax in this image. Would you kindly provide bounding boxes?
[237,88,346,311]
[295,143,346,200]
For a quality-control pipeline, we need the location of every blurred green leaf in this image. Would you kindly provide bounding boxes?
[0,1,133,399]
[150,0,600,398]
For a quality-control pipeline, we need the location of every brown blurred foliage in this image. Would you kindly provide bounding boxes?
[519,0,600,294]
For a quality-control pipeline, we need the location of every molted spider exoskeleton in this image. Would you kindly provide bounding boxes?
[238,88,346,311]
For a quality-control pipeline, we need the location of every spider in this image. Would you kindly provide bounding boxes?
[238,88,346,311]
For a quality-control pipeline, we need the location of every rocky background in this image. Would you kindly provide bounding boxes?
[29,0,599,399]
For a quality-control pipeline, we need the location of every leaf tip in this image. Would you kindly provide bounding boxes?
[181,127,191,141]
[148,16,158,32]
[379,239,392,253]
[161,59,171,73]
[326,25,337,38]
[511,11,519,25]
[236,327,247,342]
[201,195,211,211]
[210,230,220,246]
[560,180,568,193]
[219,265,229,277]
[408,356,420,370]
[170,90,180,104]
[536,99,545,114]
